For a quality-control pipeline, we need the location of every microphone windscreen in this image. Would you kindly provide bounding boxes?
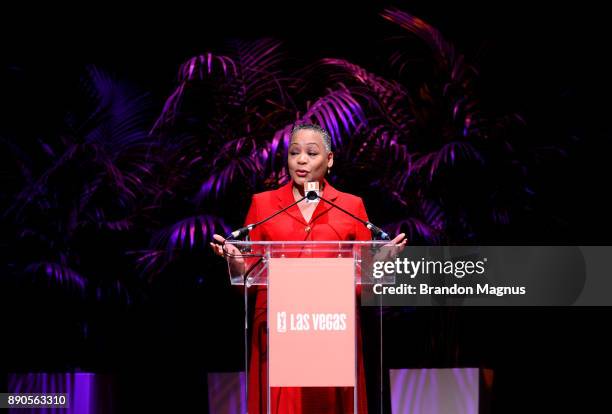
[304,181,320,203]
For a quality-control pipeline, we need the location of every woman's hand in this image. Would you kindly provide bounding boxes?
[210,234,228,257]
[210,234,247,277]
[374,232,407,263]
[388,232,407,247]
[210,234,243,260]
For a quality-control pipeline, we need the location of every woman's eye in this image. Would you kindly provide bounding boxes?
[308,152,318,156]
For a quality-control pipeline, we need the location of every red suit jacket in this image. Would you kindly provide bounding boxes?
[245,180,370,414]
[245,180,371,242]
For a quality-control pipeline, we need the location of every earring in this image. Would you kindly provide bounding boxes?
[327,168,331,175]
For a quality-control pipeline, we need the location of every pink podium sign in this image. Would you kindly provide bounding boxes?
[268,258,356,387]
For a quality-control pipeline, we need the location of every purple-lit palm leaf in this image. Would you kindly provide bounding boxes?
[380,9,482,143]
[410,141,483,181]
[197,137,261,200]
[232,38,286,103]
[380,9,456,68]
[320,58,413,130]
[94,280,133,305]
[25,262,88,293]
[7,66,152,304]
[151,53,238,131]
[138,214,229,278]
[270,87,366,170]
[384,217,440,244]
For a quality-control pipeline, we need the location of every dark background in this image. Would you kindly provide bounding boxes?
[4,1,611,241]
[3,1,612,412]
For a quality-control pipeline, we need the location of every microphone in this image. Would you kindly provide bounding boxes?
[304,181,320,204]
[306,190,391,240]
[225,224,256,240]
[225,193,308,241]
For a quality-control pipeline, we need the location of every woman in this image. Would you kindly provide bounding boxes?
[211,124,405,413]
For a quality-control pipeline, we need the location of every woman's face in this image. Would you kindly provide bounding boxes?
[288,129,333,187]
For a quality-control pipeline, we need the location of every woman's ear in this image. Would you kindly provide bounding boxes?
[327,151,334,169]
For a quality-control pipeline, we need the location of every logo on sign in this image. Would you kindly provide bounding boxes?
[276,311,287,333]
[274,311,347,332]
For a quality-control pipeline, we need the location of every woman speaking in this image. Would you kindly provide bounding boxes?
[211,124,405,413]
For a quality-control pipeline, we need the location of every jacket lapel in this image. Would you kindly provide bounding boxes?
[310,179,339,223]
[276,181,307,225]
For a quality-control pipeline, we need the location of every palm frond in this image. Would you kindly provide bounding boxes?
[136,214,229,278]
[384,217,441,244]
[319,58,413,129]
[197,137,261,200]
[381,8,456,66]
[152,214,230,252]
[83,65,152,148]
[151,53,238,131]
[179,53,239,82]
[94,280,133,305]
[410,141,483,181]
[370,126,411,164]
[25,262,87,292]
[420,199,446,231]
[270,87,366,169]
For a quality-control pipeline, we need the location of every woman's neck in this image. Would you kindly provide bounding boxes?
[293,181,324,199]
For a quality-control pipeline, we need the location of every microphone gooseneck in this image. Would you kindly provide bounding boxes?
[307,192,391,240]
[225,194,307,241]
[226,188,391,241]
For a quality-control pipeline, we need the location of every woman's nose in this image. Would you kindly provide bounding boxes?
[298,153,308,163]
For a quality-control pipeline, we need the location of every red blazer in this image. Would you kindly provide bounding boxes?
[244,179,371,414]
[244,180,372,242]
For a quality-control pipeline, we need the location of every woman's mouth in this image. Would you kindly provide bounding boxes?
[295,170,309,177]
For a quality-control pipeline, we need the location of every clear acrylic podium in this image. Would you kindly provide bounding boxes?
[225,241,388,414]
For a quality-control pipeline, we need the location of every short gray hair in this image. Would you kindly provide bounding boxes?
[290,123,332,152]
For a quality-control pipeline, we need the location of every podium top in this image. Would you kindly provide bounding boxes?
[224,240,390,286]
[226,240,389,246]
